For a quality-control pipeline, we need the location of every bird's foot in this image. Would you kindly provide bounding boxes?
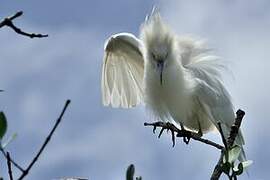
[144,121,178,147]
[176,128,192,144]
[177,122,192,144]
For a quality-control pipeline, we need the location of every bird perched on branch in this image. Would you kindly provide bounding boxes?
[101,10,245,161]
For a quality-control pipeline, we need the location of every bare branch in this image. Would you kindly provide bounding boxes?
[18,100,71,180]
[6,152,14,180]
[0,11,48,38]
[0,148,24,172]
[144,121,224,150]
[227,110,245,147]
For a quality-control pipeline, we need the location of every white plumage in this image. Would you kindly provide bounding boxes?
[101,12,245,160]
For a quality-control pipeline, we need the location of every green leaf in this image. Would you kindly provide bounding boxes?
[0,112,7,140]
[126,164,135,180]
[1,133,17,148]
[241,160,253,170]
[227,145,241,163]
[233,162,244,175]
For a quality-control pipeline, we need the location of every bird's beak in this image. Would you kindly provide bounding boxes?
[157,60,164,85]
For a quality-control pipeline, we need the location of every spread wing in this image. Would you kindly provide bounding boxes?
[101,33,144,108]
[178,36,245,146]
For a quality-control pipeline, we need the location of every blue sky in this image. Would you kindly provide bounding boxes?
[0,0,269,179]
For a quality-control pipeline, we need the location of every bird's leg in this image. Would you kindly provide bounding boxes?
[196,120,203,137]
[177,122,191,144]
[180,122,185,130]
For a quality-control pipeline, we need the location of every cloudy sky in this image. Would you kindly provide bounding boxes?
[0,0,269,180]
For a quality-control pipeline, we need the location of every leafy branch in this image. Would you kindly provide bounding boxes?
[210,110,252,180]
[144,109,252,180]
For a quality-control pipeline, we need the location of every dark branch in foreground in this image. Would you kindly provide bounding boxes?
[18,99,71,180]
[0,11,48,38]
[6,152,14,180]
[210,109,245,180]
[144,122,224,150]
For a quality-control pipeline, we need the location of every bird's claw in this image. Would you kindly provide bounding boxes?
[144,121,177,147]
[144,122,162,134]
[176,129,191,144]
[144,121,196,146]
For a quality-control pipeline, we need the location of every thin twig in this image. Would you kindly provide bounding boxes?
[144,122,224,150]
[210,109,245,180]
[0,11,48,38]
[6,152,14,180]
[0,147,24,172]
[18,99,71,180]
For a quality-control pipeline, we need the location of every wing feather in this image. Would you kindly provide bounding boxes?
[178,36,245,146]
[101,33,144,108]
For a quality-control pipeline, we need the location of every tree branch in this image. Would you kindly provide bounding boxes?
[144,109,245,180]
[0,11,48,38]
[18,99,71,180]
[144,122,224,150]
[6,152,14,180]
[210,109,245,180]
[227,110,245,147]
[0,148,24,172]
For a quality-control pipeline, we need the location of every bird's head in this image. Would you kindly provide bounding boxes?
[140,12,174,85]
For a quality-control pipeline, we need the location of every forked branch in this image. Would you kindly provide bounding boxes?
[210,109,245,180]
[0,11,48,38]
[144,109,245,180]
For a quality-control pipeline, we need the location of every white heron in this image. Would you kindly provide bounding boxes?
[101,11,245,161]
